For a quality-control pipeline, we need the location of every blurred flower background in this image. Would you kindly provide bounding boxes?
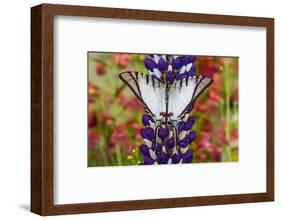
[88,52,238,167]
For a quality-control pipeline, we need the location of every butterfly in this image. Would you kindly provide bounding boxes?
[119,71,212,123]
[119,71,212,154]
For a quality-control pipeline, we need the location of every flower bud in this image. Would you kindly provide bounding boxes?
[158,58,168,71]
[182,150,193,163]
[144,58,157,71]
[140,127,154,141]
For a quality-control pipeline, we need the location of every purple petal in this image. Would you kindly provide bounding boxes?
[141,127,154,141]
[184,117,196,130]
[171,153,182,164]
[187,116,196,124]
[178,135,190,148]
[142,114,151,126]
[166,71,175,84]
[182,150,193,163]
[177,121,185,133]
[158,58,168,71]
[158,127,169,139]
[184,121,193,131]
[176,73,188,80]
[188,55,196,63]
[155,143,163,152]
[188,131,196,143]
[180,56,190,66]
[172,57,182,69]
[158,152,169,164]
[166,137,175,148]
[152,74,163,83]
[144,58,157,71]
[186,65,196,77]
[139,144,150,157]
[143,155,155,165]
[186,103,193,113]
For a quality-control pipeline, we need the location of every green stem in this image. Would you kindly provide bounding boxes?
[223,63,232,161]
[116,145,122,166]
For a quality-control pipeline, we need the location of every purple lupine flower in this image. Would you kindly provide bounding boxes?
[166,137,175,149]
[178,135,190,148]
[171,153,182,164]
[172,57,182,69]
[186,65,196,77]
[144,58,157,71]
[184,116,196,130]
[158,127,169,139]
[158,58,168,71]
[142,114,152,126]
[178,121,185,133]
[182,150,193,163]
[158,152,169,164]
[186,102,194,113]
[176,73,188,80]
[155,143,163,153]
[188,131,196,143]
[135,54,205,165]
[144,54,196,85]
[166,71,174,84]
[139,144,150,157]
[143,155,155,165]
[140,127,154,141]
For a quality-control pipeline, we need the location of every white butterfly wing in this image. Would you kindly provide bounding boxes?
[168,75,212,120]
[119,72,166,120]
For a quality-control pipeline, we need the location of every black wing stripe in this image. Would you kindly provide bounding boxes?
[119,71,155,116]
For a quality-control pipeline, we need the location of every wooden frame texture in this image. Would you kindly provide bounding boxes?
[31,3,274,216]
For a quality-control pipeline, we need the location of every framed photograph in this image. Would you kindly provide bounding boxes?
[31,4,274,216]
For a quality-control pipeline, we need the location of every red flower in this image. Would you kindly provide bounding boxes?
[111,124,129,146]
[118,93,127,107]
[231,90,238,102]
[113,54,132,69]
[88,83,100,101]
[95,62,106,75]
[88,113,97,128]
[217,128,227,145]
[124,97,143,111]
[212,147,223,162]
[209,90,223,104]
[130,122,142,139]
[231,129,238,141]
[197,132,212,150]
[201,119,212,132]
[101,112,115,124]
[194,99,208,112]
[196,57,220,78]
[211,74,223,91]
[88,130,100,149]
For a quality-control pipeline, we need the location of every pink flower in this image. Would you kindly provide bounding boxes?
[88,130,100,149]
[113,54,132,69]
[124,97,143,111]
[101,112,115,124]
[88,83,100,102]
[111,124,129,146]
[209,90,223,104]
[130,122,142,139]
[95,62,106,75]
[197,132,212,150]
[231,90,238,102]
[88,113,97,128]
[118,93,127,107]
[196,57,220,78]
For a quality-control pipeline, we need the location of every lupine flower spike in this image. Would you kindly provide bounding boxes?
[119,54,213,165]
